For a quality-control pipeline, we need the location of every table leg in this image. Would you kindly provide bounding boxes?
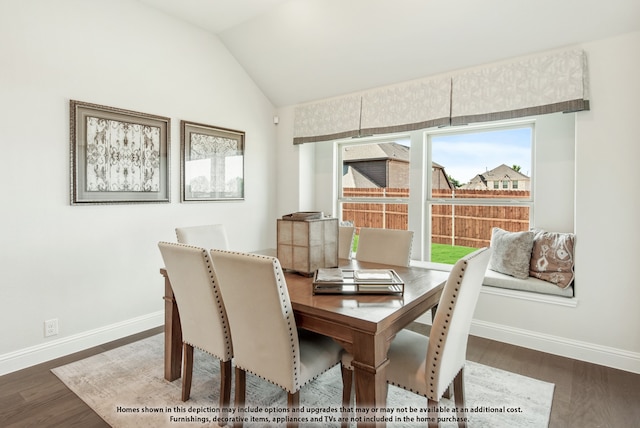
[163,274,182,381]
[351,331,390,428]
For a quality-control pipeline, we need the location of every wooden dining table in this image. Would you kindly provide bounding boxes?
[160,251,448,428]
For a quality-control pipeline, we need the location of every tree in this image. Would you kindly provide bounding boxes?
[512,164,521,172]
[448,175,462,188]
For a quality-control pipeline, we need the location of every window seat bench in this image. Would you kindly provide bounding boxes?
[483,269,574,298]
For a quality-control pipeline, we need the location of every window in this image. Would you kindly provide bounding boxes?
[337,138,411,250]
[328,114,574,265]
[427,124,533,264]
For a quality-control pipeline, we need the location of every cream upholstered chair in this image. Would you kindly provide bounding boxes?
[157,242,233,418]
[338,225,356,259]
[342,247,492,428]
[175,224,230,250]
[355,227,414,266]
[210,249,343,428]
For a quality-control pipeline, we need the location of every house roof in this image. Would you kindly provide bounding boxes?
[343,142,409,163]
[461,164,530,188]
[480,164,530,181]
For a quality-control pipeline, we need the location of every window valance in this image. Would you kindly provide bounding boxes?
[359,76,451,136]
[292,95,362,144]
[292,48,589,144]
[450,49,590,125]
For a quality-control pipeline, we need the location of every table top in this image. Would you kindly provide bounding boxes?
[284,258,447,332]
[161,249,448,336]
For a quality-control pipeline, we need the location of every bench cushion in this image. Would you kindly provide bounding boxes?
[483,269,574,297]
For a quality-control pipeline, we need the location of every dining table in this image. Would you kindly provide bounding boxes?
[160,250,448,428]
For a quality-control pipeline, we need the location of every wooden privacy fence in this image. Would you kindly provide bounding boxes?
[342,188,530,248]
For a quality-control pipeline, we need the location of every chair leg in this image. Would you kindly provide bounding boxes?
[234,367,246,428]
[219,359,232,422]
[453,368,467,428]
[428,398,438,428]
[341,366,353,428]
[287,391,300,428]
[181,343,194,401]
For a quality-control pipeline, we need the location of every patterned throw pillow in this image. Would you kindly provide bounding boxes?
[488,227,535,279]
[529,230,575,288]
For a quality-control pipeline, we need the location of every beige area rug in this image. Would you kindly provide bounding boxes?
[52,334,553,427]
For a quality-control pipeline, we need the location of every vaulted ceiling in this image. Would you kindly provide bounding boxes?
[138,0,640,107]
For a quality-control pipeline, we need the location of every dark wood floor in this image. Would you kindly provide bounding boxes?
[1,325,638,427]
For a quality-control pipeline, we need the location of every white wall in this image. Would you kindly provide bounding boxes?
[276,31,640,373]
[473,31,639,373]
[0,0,278,374]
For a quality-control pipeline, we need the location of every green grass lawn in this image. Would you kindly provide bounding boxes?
[430,243,478,264]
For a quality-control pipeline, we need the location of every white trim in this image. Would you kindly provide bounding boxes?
[0,311,163,376]
[480,284,578,307]
[470,318,640,375]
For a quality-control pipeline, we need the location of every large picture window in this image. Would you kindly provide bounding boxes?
[330,114,573,266]
[427,124,533,263]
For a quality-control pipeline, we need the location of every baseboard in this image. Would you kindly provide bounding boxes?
[0,311,164,376]
[470,318,640,374]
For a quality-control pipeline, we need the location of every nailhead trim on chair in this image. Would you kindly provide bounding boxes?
[219,251,304,394]
[166,242,234,361]
[235,364,338,394]
[272,255,302,392]
[427,260,466,400]
[200,247,233,359]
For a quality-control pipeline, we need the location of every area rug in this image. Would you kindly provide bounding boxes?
[52,334,553,427]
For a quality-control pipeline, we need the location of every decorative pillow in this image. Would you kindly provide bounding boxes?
[488,227,535,279]
[529,230,575,288]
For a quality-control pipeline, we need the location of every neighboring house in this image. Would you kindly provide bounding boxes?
[431,161,453,190]
[460,164,530,191]
[342,142,410,188]
[342,143,453,190]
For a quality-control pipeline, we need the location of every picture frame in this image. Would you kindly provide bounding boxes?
[180,120,245,202]
[70,100,170,205]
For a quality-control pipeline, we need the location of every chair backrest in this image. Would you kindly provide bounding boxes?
[209,250,301,393]
[157,242,232,361]
[338,226,355,259]
[355,227,414,266]
[425,247,491,400]
[175,224,230,250]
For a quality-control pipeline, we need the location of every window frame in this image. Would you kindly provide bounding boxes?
[424,121,535,262]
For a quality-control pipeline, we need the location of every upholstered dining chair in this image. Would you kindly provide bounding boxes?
[175,223,230,250]
[354,227,414,266]
[157,242,233,419]
[338,225,356,259]
[342,247,492,428]
[209,249,344,428]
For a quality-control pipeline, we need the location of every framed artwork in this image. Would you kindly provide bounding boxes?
[180,120,245,202]
[70,100,170,205]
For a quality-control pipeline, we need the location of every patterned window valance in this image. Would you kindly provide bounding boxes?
[450,49,590,126]
[292,48,589,144]
[292,95,362,144]
[360,76,451,136]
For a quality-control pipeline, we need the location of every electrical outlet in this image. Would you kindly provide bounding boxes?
[44,319,58,337]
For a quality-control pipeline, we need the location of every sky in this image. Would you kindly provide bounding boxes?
[430,127,532,184]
